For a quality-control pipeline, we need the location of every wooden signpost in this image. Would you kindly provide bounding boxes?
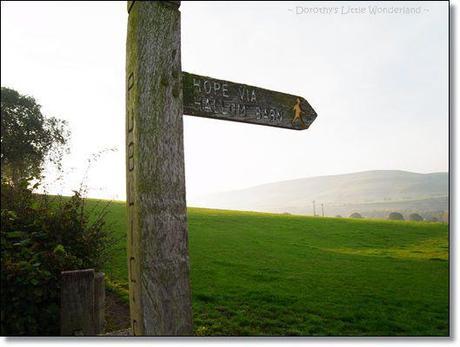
[126,1,317,335]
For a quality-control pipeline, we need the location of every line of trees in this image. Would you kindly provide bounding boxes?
[345,211,445,222]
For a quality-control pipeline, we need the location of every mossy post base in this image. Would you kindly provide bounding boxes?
[126,1,192,335]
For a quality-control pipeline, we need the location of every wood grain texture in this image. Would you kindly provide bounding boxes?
[126,1,192,335]
[93,272,105,334]
[183,72,317,130]
[60,269,95,336]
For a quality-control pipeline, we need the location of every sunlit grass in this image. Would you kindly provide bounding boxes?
[90,201,448,336]
[324,236,448,261]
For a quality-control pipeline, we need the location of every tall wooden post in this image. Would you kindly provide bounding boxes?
[126,1,192,335]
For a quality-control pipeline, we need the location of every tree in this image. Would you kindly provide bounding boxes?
[388,212,404,221]
[408,213,423,222]
[349,212,363,219]
[440,211,448,223]
[1,87,69,186]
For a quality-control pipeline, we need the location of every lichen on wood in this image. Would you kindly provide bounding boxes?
[126,0,192,336]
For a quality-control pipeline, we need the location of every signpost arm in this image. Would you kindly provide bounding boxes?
[126,0,192,335]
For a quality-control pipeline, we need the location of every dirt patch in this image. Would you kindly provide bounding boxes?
[105,290,130,333]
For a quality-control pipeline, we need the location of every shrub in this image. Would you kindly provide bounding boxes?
[349,212,362,219]
[408,213,423,222]
[388,212,404,221]
[1,180,114,335]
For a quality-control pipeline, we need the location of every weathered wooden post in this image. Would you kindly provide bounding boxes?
[126,0,192,335]
[93,272,106,334]
[60,270,106,336]
[61,269,95,336]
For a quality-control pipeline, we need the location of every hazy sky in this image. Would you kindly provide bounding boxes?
[1,1,448,202]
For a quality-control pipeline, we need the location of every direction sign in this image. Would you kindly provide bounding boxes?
[126,0,319,335]
[183,72,317,130]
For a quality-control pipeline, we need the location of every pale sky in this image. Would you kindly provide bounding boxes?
[1,1,449,202]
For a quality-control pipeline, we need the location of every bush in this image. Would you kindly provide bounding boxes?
[408,213,423,222]
[388,212,404,221]
[349,212,363,219]
[1,180,114,335]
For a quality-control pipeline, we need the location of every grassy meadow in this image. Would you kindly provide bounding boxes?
[92,200,449,336]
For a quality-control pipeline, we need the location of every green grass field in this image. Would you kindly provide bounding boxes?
[94,200,449,336]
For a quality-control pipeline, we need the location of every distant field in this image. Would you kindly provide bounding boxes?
[91,200,449,336]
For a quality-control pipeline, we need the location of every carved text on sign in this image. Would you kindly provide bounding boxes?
[183,72,317,130]
[190,76,283,124]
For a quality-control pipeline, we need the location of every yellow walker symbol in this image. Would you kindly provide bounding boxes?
[291,97,307,129]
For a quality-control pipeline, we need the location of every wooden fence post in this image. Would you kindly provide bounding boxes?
[93,272,105,334]
[60,269,105,336]
[60,269,95,336]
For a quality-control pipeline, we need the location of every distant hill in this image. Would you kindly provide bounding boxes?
[190,170,448,220]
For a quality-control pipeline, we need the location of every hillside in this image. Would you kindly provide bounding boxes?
[98,201,449,336]
[189,170,448,219]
